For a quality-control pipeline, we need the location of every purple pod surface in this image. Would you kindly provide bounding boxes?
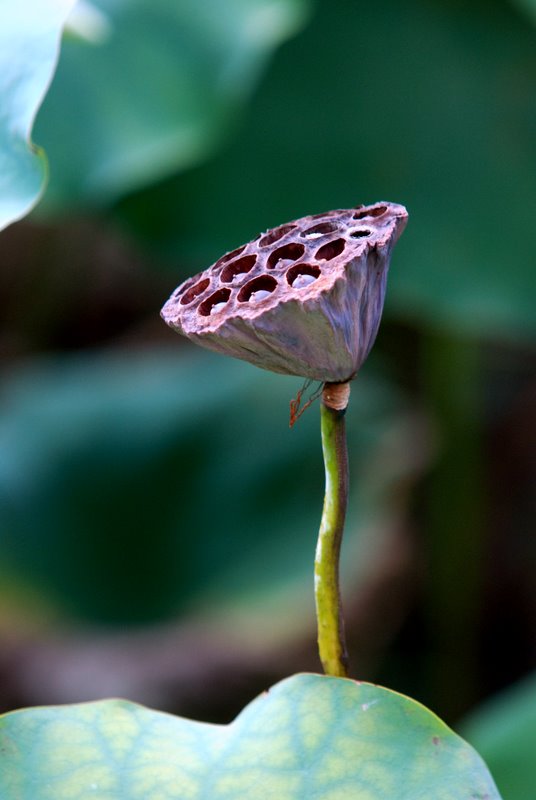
[161,202,408,383]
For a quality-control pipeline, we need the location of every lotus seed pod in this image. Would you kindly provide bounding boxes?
[161,202,408,383]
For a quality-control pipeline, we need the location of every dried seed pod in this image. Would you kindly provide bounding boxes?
[161,202,408,383]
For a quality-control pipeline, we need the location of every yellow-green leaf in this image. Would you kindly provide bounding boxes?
[0,673,501,798]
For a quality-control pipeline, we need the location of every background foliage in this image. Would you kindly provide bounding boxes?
[0,0,75,230]
[0,0,534,797]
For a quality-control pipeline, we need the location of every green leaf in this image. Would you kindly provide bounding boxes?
[34,0,310,208]
[461,671,536,800]
[0,673,500,799]
[0,0,75,231]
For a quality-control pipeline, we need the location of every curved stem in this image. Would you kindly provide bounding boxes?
[315,383,350,677]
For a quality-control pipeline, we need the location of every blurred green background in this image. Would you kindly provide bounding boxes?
[0,1,535,797]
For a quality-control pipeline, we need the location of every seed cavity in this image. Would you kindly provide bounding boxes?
[353,205,387,219]
[301,222,339,238]
[350,229,371,239]
[180,278,210,305]
[214,245,247,269]
[315,239,345,261]
[220,254,257,283]
[267,242,305,269]
[259,224,297,247]
[287,263,320,289]
[238,275,278,303]
[198,288,231,316]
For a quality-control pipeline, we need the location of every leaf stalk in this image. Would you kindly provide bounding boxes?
[315,381,350,677]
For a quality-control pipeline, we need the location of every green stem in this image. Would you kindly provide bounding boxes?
[315,384,350,677]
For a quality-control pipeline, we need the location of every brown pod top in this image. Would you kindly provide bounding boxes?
[161,202,408,383]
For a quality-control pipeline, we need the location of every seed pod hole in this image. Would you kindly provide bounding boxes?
[220,254,257,283]
[198,288,231,316]
[214,245,247,269]
[238,275,278,303]
[267,242,305,269]
[350,229,371,239]
[353,205,387,220]
[180,278,210,305]
[173,284,187,299]
[259,224,297,247]
[301,222,339,239]
[315,239,345,261]
[287,263,321,288]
